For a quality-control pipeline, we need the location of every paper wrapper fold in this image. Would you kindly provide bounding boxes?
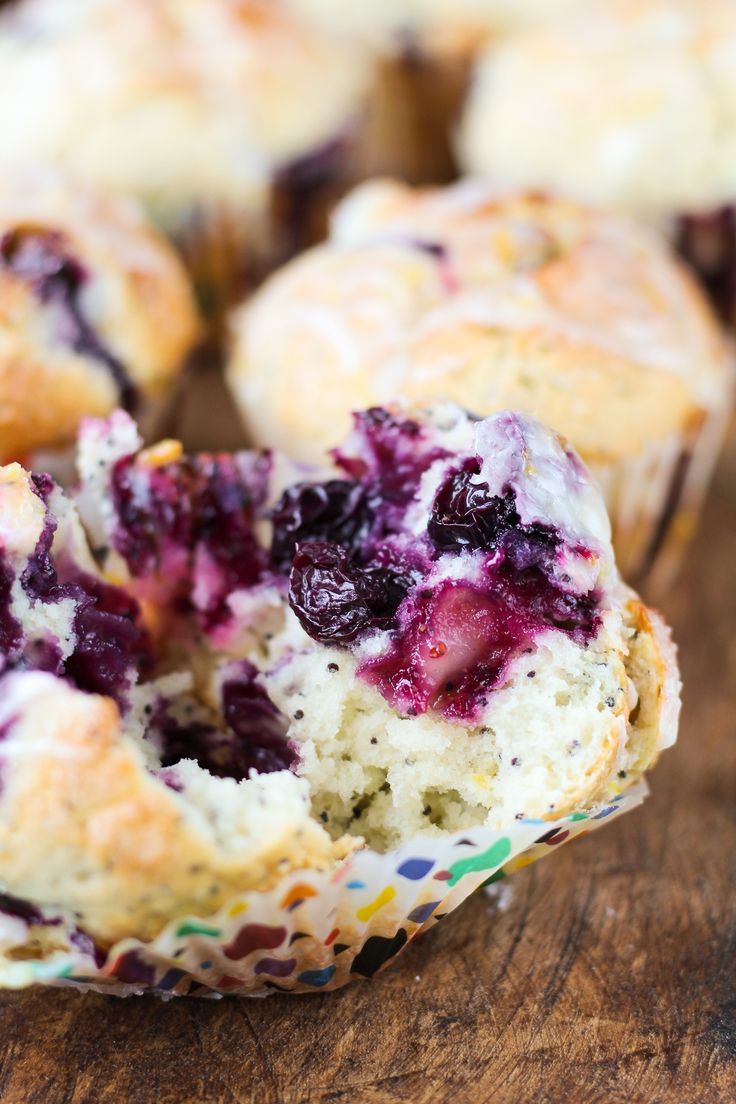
[591,398,733,596]
[0,782,647,998]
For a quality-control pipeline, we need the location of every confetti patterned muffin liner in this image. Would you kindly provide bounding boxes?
[0,782,647,998]
[590,397,733,595]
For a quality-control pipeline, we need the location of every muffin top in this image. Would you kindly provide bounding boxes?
[286,0,585,56]
[228,178,732,467]
[458,0,736,216]
[0,169,200,459]
[0,0,370,223]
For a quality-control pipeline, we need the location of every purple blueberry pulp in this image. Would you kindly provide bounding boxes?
[289,542,419,645]
[110,450,271,628]
[0,228,137,409]
[1,475,152,705]
[0,892,50,926]
[156,662,295,780]
[285,410,600,723]
[0,468,294,781]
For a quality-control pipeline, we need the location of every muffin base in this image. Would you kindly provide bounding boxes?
[0,783,646,996]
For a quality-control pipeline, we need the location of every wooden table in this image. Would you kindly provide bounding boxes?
[0,427,734,1104]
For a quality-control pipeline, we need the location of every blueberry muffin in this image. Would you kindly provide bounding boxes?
[228,179,734,588]
[458,0,736,325]
[0,0,370,313]
[0,403,678,959]
[0,169,200,464]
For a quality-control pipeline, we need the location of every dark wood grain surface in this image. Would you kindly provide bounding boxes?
[0,427,733,1104]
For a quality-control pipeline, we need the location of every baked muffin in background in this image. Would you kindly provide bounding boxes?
[0,404,678,962]
[458,0,736,326]
[285,0,586,184]
[0,0,370,315]
[227,179,734,590]
[0,169,200,465]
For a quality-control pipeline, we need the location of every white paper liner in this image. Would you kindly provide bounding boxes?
[590,395,733,594]
[0,781,647,998]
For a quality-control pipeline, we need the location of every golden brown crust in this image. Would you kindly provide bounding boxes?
[0,172,200,458]
[229,182,732,468]
[0,675,348,945]
[547,594,680,818]
[622,596,681,774]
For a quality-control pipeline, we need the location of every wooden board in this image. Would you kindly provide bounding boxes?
[0,427,734,1104]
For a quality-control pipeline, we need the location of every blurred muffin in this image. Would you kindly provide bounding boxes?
[0,0,370,313]
[458,0,736,325]
[287,0,585,183]
[0,169,200,463]
[227,179,734,588]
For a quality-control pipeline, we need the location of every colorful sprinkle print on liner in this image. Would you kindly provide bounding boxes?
[0,783,647,996]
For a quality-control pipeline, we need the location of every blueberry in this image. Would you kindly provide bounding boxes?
[270,480,372,571]
[0,477,152,706]
[428,460,559,575]
[156,660,295,779]
[428,459,516,551]
[288,541,412,645]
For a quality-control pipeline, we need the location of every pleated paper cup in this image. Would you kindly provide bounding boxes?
[591,396,734,595]
[0,782,647,998]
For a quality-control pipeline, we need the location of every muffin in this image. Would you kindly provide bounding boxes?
[0,169,200,465]
[0,404,678,992]
[287,0,585,184]
[458,0,736,326]
[228,179,734,589]
[0,0,370,314]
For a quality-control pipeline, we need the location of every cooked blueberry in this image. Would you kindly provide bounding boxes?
[334,407,450,531]
[222,662,296,774]
[428,460,516,550]
[288,541,412,645]
[157,661,294,779]
[10,479,152,705]
[428,462,559,576]
[270,479,372,571]
[110,451,270,628]
[64,572,152,702]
